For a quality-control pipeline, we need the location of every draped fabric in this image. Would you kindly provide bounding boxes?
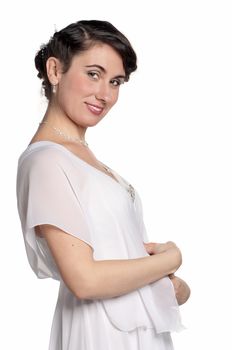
[17,141,184,350]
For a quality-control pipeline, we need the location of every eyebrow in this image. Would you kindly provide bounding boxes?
[85,64,126,80]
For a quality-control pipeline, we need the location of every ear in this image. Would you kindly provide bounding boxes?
[46,57,63,85]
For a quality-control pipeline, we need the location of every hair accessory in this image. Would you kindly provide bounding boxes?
[41,46,46,59]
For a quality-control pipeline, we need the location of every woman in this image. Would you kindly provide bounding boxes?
[16,20,190,350]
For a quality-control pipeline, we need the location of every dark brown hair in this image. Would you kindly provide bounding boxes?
[35,20,137,100]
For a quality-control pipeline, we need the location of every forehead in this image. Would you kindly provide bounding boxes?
[70,43,125,74]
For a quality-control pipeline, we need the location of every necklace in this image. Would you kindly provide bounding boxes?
[102,164,111,173]
[39,121,89,147]
[39,121,135,201]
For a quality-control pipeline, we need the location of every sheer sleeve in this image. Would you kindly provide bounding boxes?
[17,148,93,279]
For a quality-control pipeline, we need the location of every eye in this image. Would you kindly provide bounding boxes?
[110,78,125,87]
[87,71,100,80]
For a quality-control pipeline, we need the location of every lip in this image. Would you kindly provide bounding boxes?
[85,102,104,116]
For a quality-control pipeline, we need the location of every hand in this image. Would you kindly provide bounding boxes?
[144,241,178,255]
[169,274,191,305]
[143,242,156,255]
[144,241,182,274]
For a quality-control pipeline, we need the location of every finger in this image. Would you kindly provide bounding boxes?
[145,243,157,255]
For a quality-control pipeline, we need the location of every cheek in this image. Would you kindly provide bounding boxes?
[60,73,91,98]
[58,79,88,110]
[67,77,86,96]
[110,90,119,106]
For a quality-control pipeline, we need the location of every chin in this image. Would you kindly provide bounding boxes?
[89,114,106,125]
[90,119,104,127]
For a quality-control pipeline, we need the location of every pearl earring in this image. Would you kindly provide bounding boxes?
[52,84,57,94]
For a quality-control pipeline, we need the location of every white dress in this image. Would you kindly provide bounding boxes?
[16,141,184,350]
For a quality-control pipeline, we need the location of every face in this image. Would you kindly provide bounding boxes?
[53,43,126,127]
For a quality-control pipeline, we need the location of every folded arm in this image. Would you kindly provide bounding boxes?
[144,242,191,305]
[36,225,182,300]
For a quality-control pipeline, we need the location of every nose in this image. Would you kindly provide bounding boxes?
[95,81,111,104]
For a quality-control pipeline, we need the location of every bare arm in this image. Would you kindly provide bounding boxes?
[38,225,182,300]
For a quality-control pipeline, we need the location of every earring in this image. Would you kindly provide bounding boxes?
[52,84,57,94]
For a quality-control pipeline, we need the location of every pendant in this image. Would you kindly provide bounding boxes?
[127,184,135,202]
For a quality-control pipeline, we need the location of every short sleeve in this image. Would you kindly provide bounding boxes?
[16,148,93,280]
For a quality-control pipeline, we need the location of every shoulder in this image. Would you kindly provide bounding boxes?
[17,142,80,185]
[18,141,74,170]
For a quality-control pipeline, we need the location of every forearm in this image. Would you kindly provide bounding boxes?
[41,224,182,301]
[82,249,181,300]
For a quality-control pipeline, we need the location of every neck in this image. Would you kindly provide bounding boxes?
[42,103,87,140]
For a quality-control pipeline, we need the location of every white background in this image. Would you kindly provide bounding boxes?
[1,0,231,349]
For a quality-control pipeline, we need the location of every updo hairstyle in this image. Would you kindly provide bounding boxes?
[35,20,137,100]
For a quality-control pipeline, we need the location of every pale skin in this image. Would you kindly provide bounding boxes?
[144,242,191,305]
[31,43,190,304]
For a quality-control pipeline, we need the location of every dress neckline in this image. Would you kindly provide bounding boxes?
[26,140,126,189]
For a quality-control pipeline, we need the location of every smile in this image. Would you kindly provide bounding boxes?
[85,103,104,116]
